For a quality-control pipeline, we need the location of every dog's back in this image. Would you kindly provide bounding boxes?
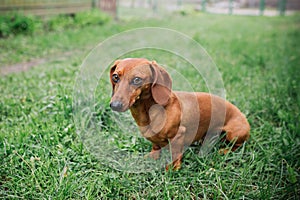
[174,92,250,145]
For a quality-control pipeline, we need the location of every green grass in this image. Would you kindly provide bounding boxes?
[1,12,300,199]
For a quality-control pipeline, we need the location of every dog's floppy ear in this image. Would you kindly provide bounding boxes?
[110,60,120,95]
[150,61,172,106]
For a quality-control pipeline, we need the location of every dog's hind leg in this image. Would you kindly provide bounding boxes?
[223,118,250,151]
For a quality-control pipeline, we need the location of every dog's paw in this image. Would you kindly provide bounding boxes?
[166,162,181,171]
[144,150,160,160]
[218,148,231,155]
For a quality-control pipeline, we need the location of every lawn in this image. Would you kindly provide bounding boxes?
[0,11,299,199]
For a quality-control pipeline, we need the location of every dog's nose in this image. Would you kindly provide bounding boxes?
[110,101,123,112]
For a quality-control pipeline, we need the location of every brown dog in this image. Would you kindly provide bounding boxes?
[109,58,250,170]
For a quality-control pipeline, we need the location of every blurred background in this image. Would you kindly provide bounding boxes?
[1,0,300,18]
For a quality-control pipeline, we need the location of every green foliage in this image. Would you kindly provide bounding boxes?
[0,13,299,199]
[46,9,111,31]
[46,14,75,31]
[74,9,111,27]
[0,13,37,37]
[0,10,111,37]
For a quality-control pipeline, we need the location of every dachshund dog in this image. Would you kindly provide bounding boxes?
[109,58,250,170]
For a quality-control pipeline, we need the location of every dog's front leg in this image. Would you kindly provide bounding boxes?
[166,126,186,171]
[148,144,161,160]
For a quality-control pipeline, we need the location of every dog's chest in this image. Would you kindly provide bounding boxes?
[146,134,169,147]
[139,123,180,148]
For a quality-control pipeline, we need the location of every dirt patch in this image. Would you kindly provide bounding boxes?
[0,50,82,76]
[0,59,47,75]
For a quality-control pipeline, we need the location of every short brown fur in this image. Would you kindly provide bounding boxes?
[110,58,250,170]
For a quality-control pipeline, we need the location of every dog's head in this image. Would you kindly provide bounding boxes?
[109,58,172,112]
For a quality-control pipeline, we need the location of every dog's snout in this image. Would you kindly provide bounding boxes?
[110,101,123,112]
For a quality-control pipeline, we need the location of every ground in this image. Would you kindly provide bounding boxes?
[0,12,299,199]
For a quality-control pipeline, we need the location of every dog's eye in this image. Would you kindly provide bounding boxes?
[112,74,120,83]
[131,77,143,85]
